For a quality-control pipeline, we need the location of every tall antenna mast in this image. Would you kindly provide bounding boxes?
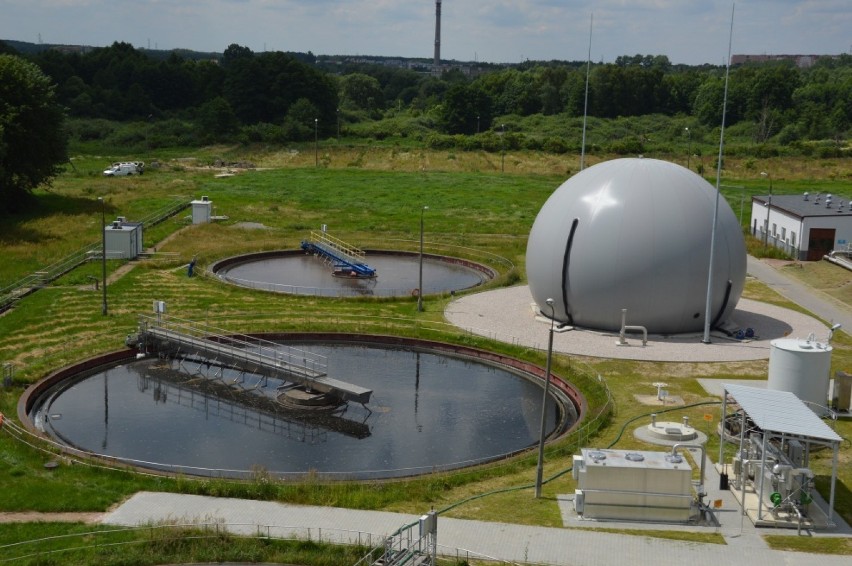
[702,3,736,345]
[579,13,593,171]
[433,1,442,77]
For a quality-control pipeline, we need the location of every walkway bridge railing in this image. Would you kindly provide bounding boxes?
[137,314,372,405]
[0,197,188,313]
[301,230,376,277]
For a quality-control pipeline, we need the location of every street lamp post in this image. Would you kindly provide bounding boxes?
[336,108,340,141]
[477,115,480,134]
[98,197,108,316]
[685,127,692,170]
[534,298,555,498]
[500,124,505,173]
[314,118,319,166]
[418,206,429,312]
[761,171,773,253]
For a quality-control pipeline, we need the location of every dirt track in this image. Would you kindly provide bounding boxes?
[0,512,103,523]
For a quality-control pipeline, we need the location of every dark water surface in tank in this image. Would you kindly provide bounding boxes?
[216,254,488,297]
[33,344,564,479]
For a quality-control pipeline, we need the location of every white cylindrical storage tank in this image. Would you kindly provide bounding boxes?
[768,338,832,414]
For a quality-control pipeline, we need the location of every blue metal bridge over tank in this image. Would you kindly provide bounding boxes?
[300,231,377,278]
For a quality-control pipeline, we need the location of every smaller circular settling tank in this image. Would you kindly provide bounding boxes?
[212,250,493,298]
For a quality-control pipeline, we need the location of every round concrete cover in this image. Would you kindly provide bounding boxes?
[526,158,746,333]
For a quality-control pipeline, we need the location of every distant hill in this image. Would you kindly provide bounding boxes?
[0,38,492,70]
[1,38,222,61]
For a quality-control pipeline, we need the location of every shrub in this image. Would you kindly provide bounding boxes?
[66,118,119,142]
[608,138,644,155]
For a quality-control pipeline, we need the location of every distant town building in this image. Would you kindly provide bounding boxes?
[730,54,841,68]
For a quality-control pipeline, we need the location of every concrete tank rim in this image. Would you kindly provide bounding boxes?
[770,337,833,352]
[17,333,587,480]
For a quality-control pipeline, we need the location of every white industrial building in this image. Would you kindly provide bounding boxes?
[750,192,852,260]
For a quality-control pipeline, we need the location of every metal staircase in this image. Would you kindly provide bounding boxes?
[300,230,377,278]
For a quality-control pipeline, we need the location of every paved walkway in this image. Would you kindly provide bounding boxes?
[746,256,852,333]
[98,256,851,564]
[102,487,850,566]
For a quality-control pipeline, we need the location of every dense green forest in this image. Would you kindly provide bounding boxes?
[1,39,851,154]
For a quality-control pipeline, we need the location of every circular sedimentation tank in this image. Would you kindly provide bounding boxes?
[211,250,495,298]
[21,336,582,480]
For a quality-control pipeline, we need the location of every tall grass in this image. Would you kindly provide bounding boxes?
[0,144,850,555]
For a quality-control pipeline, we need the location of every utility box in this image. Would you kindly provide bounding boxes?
[192,196,212,224]
[574,448,693,522]
[834,371,852,412]
[104,218,143,259]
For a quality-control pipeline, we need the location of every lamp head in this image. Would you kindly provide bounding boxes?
[831,323,842,331]
[760,171,768,178]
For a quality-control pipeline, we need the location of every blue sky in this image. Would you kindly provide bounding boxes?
[1,1,849,65]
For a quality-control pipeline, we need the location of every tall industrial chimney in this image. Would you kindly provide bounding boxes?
[433,1,442,76]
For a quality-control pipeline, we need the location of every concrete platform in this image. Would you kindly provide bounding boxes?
[445,286,828,362]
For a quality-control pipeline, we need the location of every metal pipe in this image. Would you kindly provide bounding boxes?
[98,197,108,316]
[761,171,773,253]
[418,206,428,312]
[534,298,556,498]
[618,309,647,346]
[672,443,706,502]
[757,432,768,521]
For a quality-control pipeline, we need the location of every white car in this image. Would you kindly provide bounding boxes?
[103,161,144,176]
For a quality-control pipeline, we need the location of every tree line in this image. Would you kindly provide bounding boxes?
[0,39,850,213]
[8,40,852,144]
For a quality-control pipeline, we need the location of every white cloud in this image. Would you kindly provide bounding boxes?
[0,0,848,64]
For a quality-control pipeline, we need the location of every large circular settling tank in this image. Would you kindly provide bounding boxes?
[526,158,746,334]
[212,251,492,297]
[29,341,573,479]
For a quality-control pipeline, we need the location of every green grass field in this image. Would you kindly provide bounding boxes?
[1,145,851,561]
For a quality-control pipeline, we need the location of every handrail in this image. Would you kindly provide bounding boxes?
[139,314,329,377]
[0,197,188,313]
[0,520,522,566]
[310,230,367,262]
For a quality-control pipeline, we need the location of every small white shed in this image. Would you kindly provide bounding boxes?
[192,196,212,224]
[104,217,143,259]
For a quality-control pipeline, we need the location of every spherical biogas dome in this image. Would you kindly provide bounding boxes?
[526,158,746,334]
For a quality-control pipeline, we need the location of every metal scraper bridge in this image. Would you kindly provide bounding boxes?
[300,230,377,278]
[136,314,372,405]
